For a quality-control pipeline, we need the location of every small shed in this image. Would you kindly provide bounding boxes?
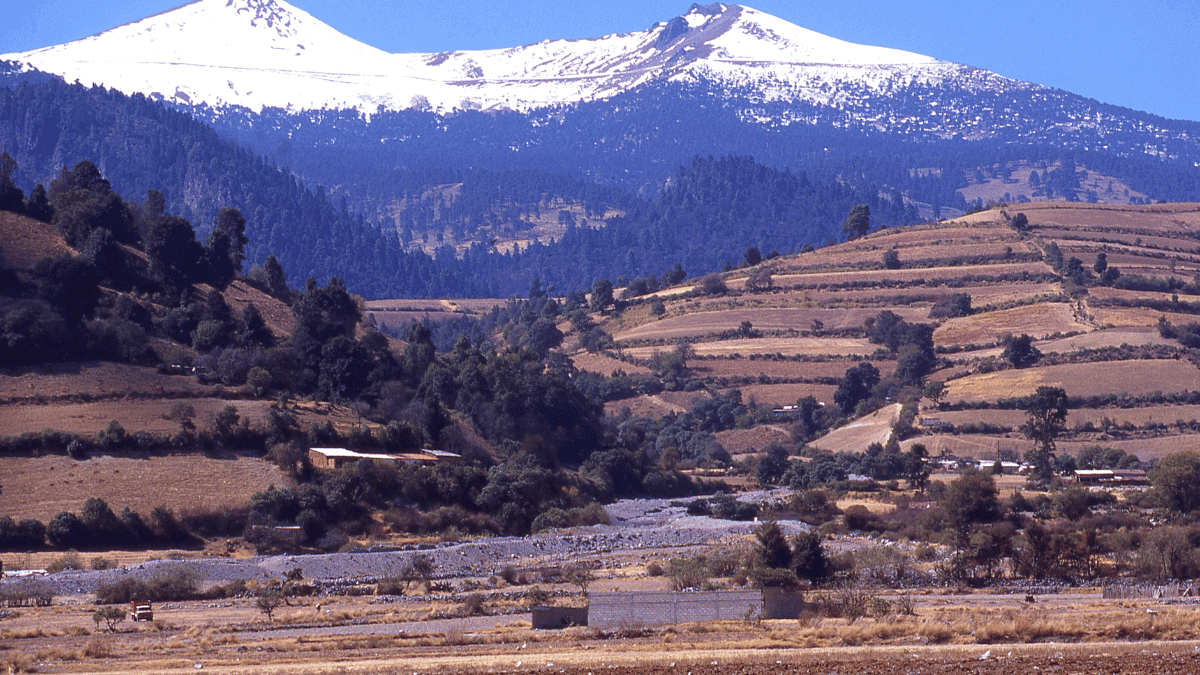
[308,447,408,470]
[308,447,460,470]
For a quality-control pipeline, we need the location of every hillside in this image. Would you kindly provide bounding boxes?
[574,202,1200,465]
[0,205,387,529]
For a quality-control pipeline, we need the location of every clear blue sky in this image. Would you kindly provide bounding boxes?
[2,0,1197,122]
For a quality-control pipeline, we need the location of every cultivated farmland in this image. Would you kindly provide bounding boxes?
[589,202,1200,466]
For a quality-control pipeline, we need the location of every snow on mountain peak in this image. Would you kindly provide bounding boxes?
[1,1,980,115]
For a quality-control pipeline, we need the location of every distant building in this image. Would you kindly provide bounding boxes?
[307,447,460,470]
[971,459,1023,475]
[1074,469,1148,486]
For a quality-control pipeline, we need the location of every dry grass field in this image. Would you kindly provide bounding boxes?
[932,402,1200,431]
[759,241,1024,269]
[363,298,508,330]
[785,281,1059,307]
[933,302,1089,346]
[0,211,76,269]
[221,280,296,338]
[956,162,1150,205]
[0,397,269,438]
[728,383,838,408]
[571,353,651,376]
[623,337,877,359]
[1034,326,1174,351]
[715,425,793,454]
[4,585,1200,675]
[771,261,1052,287]
[1090,306,1200,328]
[943,359,1200,403]
[691,358,894,382]
[907,431,1200,463]
[809,404,901,453]
[614,307,930,342]
[1017,202,1200,231]
[0,452,289,522]
[0,394,369,440]
[0,362,216,403]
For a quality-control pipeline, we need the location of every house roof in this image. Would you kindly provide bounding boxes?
[309,447,405,461]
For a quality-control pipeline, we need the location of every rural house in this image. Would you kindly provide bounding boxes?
[307,447,460,470]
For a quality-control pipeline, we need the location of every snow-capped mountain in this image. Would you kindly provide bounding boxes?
[2,0,1015,116]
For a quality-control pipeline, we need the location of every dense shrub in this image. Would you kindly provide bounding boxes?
[95,567,201,604]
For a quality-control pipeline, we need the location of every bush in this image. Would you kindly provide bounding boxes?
[95,567,200,604]
[693,273,728,296]
[667,555,713,591]
[93,605,126,632]
[46,551,84,573]
[530,508,570,533]
[0,579,54,607]
[460,593,488,616]
[750,565,798,589]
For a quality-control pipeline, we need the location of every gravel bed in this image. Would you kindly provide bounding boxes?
[17,494,808,596]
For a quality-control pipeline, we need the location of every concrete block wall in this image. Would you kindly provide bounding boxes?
[532,605,589,629]
[589,590,766,629]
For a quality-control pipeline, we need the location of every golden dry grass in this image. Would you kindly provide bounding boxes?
[624,337,876,359]
[771,261,1053,287]
[11,586,1200,675]
[0,361,216,403]
[614,307,930,342]
[1016,202,1200,233]
[756,241,1024,270]
[691,358,894,381]
[571,353,651,376]
[714,425,793,454]
[932,402,1200,431]
[809,403,901,453]
[0,211,76,269]
[944,359,1200,403]
[0,452,289,521]
[933,302,1089,346]
[727,382,838,408]
[222,280,295,339]
[362,298,508,330]
[1090,305,1200,328]
[0,397,271,438]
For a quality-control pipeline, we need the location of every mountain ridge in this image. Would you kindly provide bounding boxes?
[0,0,1018,117]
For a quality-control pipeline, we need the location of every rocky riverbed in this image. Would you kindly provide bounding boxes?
[24,492,810,596]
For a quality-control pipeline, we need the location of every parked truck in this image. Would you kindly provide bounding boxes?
[129,601,153,622]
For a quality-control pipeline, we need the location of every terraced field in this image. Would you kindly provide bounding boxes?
[584,202,1200,463]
